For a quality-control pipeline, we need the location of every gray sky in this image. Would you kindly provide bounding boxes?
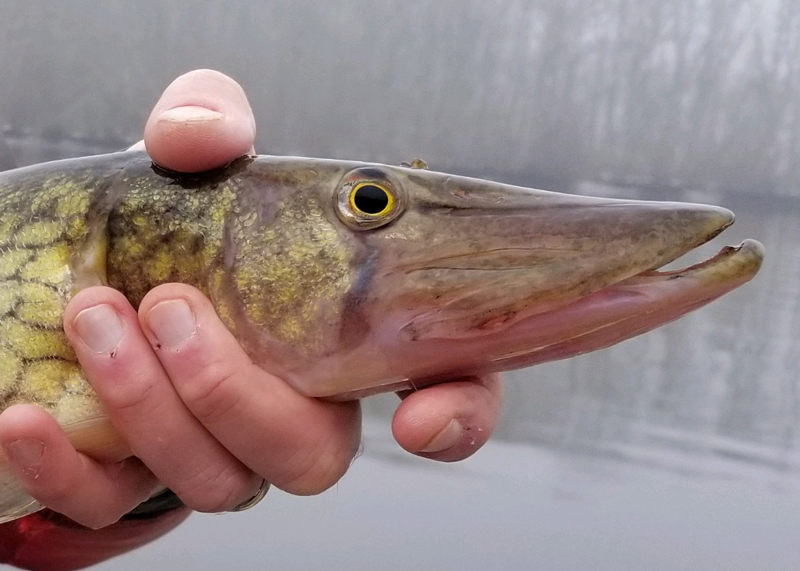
[1,0,799,196]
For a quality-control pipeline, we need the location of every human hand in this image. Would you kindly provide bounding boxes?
[0,70,503,529]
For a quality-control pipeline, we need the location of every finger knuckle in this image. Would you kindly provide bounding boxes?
[178,359,246,423]
[100,371,159,414]
[176,463,247,513]
[275,436,355,496]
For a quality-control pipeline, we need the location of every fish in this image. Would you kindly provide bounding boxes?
[0,150,764,521]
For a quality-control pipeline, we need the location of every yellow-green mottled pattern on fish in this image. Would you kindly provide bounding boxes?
[0,171,94,426]
[0,152,354,433]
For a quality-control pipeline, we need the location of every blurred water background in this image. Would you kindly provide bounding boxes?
[1,2,799,570]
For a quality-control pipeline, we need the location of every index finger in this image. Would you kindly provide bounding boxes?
[143,69,257,172]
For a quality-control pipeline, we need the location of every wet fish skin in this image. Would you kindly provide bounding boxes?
[0,150,763,521]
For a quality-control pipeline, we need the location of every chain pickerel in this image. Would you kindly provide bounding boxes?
[0,150,763,521]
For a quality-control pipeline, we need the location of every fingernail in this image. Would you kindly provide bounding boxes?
[146,299,197,348]
[158,105,224,123]
[5,439,45,477]
[74,305,125,354]
[421,419,463,453]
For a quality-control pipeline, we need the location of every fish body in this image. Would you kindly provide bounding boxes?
[0,150,764,521]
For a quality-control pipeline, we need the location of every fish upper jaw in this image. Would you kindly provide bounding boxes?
[368,190,735,342]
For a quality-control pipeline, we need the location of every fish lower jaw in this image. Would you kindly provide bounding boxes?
[631,239,764,281]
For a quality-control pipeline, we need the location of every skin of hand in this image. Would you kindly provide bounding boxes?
[0,69,504,529]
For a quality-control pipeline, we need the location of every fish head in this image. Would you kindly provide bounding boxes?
[230,158,763,398]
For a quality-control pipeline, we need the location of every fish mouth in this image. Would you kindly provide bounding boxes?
[460,238,765,372]
[393,203,747,342]
[381,218,763,390]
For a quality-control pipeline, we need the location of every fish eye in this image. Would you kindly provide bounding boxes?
[335,169,405,230]
[350,183,394,216]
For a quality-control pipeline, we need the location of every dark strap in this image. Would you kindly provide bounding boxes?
[122,489,185,520]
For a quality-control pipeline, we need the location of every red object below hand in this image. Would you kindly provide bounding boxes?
[0,507,191,571]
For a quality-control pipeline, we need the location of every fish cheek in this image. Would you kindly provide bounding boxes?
[231,197,356,359]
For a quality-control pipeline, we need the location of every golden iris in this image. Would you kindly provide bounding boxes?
[349,182,395,217]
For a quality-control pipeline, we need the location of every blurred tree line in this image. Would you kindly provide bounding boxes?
[1,0,798,196]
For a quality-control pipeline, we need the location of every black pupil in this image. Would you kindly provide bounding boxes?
[353,185,389,214]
